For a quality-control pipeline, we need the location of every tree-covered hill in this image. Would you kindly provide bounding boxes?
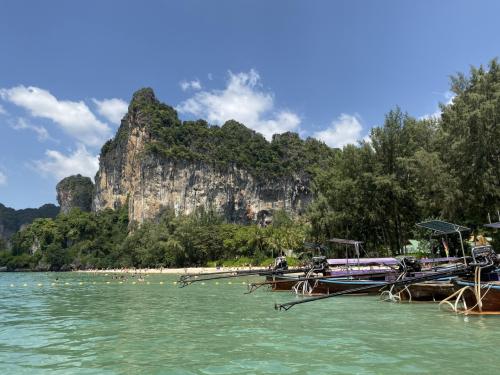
[0,203,59,240]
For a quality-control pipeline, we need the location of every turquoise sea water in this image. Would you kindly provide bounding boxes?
[0,273,499,374]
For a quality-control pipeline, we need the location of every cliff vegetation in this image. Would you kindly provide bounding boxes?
[102,88,335,181]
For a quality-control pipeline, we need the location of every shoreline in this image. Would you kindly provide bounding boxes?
[76,266,269,275]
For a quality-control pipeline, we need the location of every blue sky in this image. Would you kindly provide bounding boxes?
[0,0,499,209]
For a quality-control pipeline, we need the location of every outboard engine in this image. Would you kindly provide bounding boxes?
[398,257,422,273]
[274,256,288,272]
[471,245,499,280]
[310,256,329,275]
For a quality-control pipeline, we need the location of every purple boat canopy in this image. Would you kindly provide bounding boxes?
[327,257,458,266]
[485,222,500,229]
[328,257,397,266]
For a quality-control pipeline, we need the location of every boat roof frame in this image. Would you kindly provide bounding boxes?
[416,220,470,235]
[328,238,363,246]
[416,220,469,265]
[327,238,363,269]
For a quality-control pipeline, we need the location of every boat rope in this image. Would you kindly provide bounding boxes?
[291,268,319,295]
[438,266,492,314]
[380,271,412,303]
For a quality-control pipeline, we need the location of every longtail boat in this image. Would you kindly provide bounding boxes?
[440,238,500,314]
[265,236,461,296]
[386,220,470,303]
[267,262,460,297]
[264,239,397,294]
[318,258,459,298]
[275,262,470,310]
[265,268,394,294]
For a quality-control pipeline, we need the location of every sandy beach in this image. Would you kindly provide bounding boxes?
[76,266,269,275]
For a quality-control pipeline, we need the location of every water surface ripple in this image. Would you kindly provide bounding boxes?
[0,273,498,374]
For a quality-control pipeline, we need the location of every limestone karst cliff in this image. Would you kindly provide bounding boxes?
[56,174,94,214]
[93,88,334,224]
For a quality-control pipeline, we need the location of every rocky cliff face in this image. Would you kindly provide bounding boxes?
[56,175,94,214]
[93,88,320,224]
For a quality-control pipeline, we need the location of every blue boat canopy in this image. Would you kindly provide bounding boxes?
[417,220,470,235]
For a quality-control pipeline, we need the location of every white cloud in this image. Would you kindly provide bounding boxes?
[0,85,111,146]
[0,170,6,186]
[177,69,300,140]
[34,144,99,180]
[180,79,202,91]
[11,118,53,142]
[0,104,6,115]
[313,113,363,148]
[420,109,442,120]
[92,98,128,125]
[420,91,455,120]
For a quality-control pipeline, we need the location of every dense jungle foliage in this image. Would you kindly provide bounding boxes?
[1,60,499,270]
[0,207,307,271]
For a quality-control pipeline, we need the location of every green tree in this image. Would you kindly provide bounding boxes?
[440,59,500,224]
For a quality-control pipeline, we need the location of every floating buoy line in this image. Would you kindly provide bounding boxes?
[4,280,248,288]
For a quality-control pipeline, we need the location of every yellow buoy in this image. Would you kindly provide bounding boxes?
[228,281,232,285]
[159,281,164,285]
[37,283,43,287]
[51,283,56,286]
[215,282,219,285]
[23,283,28,287]
[119,281,123,284]
[147,281,150,285]
[10,284,14,287]
[201,282,206,285]
[106,281,110,284]
[173,281,177,285]
[79,282,83,285]
[65,282,69,285]
[132,281,136,285]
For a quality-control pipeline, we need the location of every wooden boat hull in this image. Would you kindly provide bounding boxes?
[454,280,500,312]
[265,275,300,291]
[396,280,456,302]
[265,274,390,294]
[316,279,387,295]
